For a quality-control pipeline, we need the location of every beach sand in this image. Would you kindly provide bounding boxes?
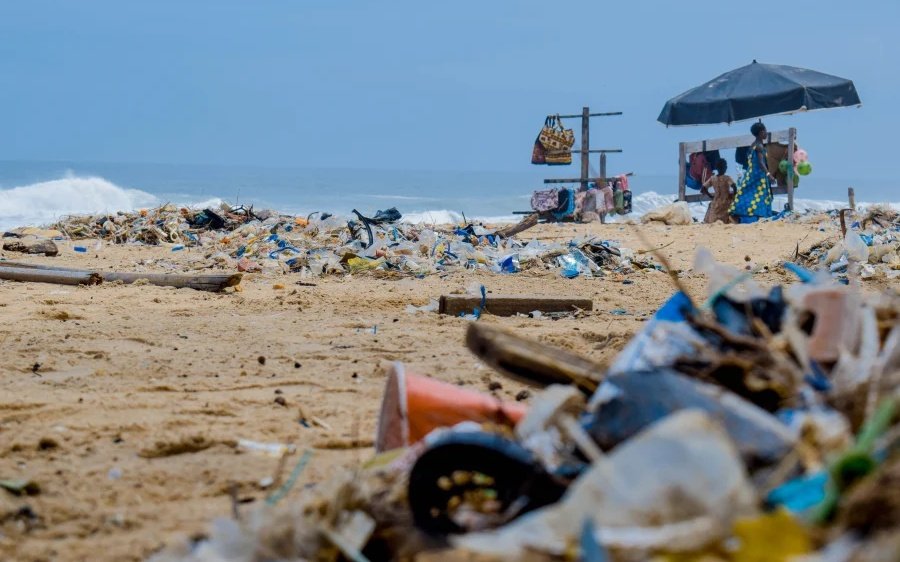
[0,219,882,561]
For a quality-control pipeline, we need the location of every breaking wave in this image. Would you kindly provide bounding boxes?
[0,175,159,230]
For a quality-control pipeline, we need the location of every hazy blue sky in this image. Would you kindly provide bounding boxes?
[1,0,897,180]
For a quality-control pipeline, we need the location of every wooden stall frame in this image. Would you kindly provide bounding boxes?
[677,127,797,211]
[543,106,623,191]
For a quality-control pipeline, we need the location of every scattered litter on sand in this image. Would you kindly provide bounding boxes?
[149,247,900,562]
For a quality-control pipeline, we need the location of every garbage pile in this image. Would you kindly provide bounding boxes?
[151,251,900,562]
[51,204,656,279]
[797,206,900,283]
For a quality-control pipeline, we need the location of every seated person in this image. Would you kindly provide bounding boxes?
[702,159,736,224]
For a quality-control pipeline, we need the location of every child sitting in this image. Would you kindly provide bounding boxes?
[702,159,736,224]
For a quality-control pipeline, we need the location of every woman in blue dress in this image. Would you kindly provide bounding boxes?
[730,122,775,223]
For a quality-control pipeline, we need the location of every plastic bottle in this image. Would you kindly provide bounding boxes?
[844,231,869,263]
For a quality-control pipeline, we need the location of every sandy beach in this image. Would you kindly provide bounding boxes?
[2,217,888,562]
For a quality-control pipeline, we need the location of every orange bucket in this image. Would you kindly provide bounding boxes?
[375,363,527,452]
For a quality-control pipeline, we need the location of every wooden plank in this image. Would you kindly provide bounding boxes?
[678,142,687,201]
[686,185,790,203]
[582,108,594,189]
[465,323,603,393]
[495,213,538,239]
[0,266,101,286]
[681,129,791,153]
[439,295,592,317]
[557,111,622,119]
[848,187,856,209]
[0,262,241,292]
[543,172,633,184]
[599,153,609,224]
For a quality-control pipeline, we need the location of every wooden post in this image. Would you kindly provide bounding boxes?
[677,142,687,202]
[580,106,590,191]
[848,187,856,210]
[599,152,608,224]
[786,127,796,211]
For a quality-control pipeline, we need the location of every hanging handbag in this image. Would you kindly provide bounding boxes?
[539,115,575,153]
[531,134,546,165]
[545,151,572,165]
[540,114,574,165]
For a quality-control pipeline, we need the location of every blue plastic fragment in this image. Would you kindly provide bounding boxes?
[654,291,694,322]
[783,262,816,283]
[766,471,828,513]
[805,362,832,391]
[561,264,580,279]
[580,518,608,562]
[470,285,487,319]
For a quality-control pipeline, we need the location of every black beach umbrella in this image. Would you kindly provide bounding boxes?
[657,60,861,126]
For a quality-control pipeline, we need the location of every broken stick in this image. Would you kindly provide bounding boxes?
[466,323,604,393]
[495,213,539,239]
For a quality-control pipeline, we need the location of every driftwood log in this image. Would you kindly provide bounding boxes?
[494,213,539,239]
[466,323,604,393]
[0,266,102,286]
[439,295,592,317]
[0,262,241,292]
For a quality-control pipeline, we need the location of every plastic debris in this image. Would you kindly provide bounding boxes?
[148,247,899,562]
[236,439,296,458]
[49,204,652,280]
[455,411,757,557]
[640,201,693,225]
[374,363,526,453]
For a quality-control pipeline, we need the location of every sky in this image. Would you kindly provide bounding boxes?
[1,0,898,182]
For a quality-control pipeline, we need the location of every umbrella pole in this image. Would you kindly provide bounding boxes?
[677,142,687,201]
[786,127,796,211]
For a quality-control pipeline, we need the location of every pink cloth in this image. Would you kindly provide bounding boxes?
[599,185,615,212]
[617,174,630,191]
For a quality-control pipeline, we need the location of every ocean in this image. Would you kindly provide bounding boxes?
[0,160,896,230]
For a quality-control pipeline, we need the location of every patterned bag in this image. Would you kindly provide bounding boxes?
[531,134,546,165]
[545,151,572,165]
[620,189,633,215]
[530,188,559,212]
[539,115,575,153]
